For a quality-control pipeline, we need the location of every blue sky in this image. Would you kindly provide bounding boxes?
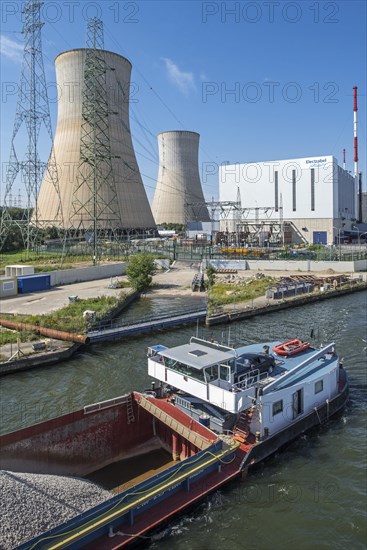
[1,0,366,205]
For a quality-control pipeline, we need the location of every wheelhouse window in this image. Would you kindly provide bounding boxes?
[315,379,323,394]
[272,400,283,416]
[163,358,205,382]
[227,358,235,372]
[220,364,230,381]
[204,365,218,382]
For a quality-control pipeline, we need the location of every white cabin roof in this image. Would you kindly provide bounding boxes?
[159,342,235,370]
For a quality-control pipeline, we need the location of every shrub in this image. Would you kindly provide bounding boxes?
[126,253,156,292]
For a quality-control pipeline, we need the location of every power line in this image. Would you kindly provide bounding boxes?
[102,24,219,173]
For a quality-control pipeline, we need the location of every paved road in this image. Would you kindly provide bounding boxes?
[0,277,126,316]
[0,263,203,316]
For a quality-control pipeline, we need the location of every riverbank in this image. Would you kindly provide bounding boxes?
[206,282,367,325]
[0,289,139,375]
[0,342,81,376]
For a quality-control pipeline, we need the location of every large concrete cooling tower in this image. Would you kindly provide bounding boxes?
[36,48,155,232]
[152,131,210,225]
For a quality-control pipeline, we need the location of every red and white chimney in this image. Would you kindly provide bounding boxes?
[353,86,358,178]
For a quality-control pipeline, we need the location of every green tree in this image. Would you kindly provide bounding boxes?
[1,222,23,252]
[126,253,156,292]
[44,226,60,240]
[206,265,216,288]
[159,222,185,233]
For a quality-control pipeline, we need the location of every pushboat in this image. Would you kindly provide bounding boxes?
[272,338,311,357]
[147,337,348,453]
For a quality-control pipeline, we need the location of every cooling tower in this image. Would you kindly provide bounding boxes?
[36,48,156,231]
[152,131,210,225]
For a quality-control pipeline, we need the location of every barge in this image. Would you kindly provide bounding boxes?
[0,337,348,549]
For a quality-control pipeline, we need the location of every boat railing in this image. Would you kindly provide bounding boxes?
[190,336,236,354]
[84,394,130,414]
[175,395,192,410]
[232,369,269,391]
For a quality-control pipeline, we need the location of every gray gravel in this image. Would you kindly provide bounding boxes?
[0,470,112,549]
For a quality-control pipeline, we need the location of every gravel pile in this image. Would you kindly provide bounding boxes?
[0,470,112,549]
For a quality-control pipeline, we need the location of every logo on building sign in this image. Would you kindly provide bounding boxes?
[306,158,327,165]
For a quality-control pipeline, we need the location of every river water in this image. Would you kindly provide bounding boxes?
[1,291,366,549]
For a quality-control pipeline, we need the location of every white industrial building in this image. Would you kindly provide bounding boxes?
[219,155,357,245]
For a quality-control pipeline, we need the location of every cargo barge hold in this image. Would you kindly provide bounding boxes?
[1,393,243,549]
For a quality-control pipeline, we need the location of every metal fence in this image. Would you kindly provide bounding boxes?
[40,241,367,263]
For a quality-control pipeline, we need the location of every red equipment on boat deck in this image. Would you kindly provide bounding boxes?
[272,339,310,357]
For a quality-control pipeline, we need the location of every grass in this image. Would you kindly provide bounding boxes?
[33,264,76,273]
[208,277,274,314]
[0,329,37,345]
[0,251,96,274]
[0,250,169,275]
[0,293,129,345]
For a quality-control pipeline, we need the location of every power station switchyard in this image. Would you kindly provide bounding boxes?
[152,131,210,225]
[36,46,156,235]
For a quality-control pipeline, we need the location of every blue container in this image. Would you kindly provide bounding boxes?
[17,274,51,294]
[198,414,210,427]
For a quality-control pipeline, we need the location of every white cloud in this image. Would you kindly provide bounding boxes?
[0,35,23,63]
[162,57,195,94]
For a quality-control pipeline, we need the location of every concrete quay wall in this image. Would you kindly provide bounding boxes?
[208,259,367,273]
[49,263,126,286]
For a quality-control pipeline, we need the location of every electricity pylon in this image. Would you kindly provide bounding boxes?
[69,18,122,264]
[0,0,63,254]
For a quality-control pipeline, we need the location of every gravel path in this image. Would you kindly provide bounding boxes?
[0,470,112,549]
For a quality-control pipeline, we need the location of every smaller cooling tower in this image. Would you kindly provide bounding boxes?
[152,131,210,225]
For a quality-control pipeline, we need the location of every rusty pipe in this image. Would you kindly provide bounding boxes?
[0,319,90,345]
